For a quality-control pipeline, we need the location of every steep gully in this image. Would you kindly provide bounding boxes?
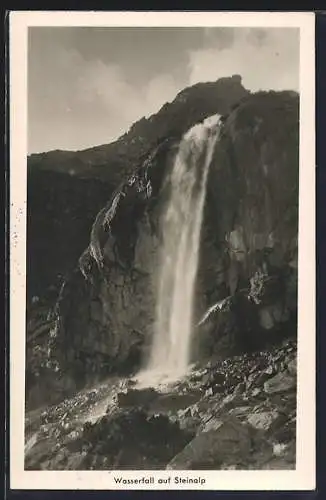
[56,115,223,387]
[139,115,222,385]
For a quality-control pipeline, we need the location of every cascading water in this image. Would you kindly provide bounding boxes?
[137,114,222,387]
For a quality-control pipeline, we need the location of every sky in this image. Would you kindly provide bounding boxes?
[28,27,300,154]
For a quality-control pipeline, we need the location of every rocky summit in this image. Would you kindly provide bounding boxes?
[25,75,299,470]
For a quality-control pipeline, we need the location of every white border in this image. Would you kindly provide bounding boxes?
[9,11,316,491]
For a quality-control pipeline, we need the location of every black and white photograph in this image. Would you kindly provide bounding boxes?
[9,11,315,490]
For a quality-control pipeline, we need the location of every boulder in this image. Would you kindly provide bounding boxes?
[115,388,159,408]
[167,416,253,470]
[287,358,297,376]
[247,410,280,431]
[264,372,296,394]
[149,391,202,413]
[81,408,194,470]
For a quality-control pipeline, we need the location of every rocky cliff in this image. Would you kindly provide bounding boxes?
[26,77,299,411]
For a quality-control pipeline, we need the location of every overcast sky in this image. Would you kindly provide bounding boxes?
[28,27,299,154]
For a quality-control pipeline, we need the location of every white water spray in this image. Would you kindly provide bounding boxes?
[137,114,222,387]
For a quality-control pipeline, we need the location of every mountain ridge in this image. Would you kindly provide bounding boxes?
[27,75,250,180]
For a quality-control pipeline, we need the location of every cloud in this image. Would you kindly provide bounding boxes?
[29,45,181,152]
[76,59,179,122]
[188,28,299,92]
[246,28,269,47]
[203,27,235,50]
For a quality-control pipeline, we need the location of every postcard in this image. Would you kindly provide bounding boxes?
[9,10,315,491]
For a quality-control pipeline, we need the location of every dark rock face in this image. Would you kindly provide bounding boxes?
[194,91,299,358]
[78,410,194,470]
[27,172,113,299]
[26,80,299,408]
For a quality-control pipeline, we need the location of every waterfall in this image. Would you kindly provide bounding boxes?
[137,114,222,386]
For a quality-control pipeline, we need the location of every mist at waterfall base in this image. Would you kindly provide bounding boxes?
[136,114,222,389]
